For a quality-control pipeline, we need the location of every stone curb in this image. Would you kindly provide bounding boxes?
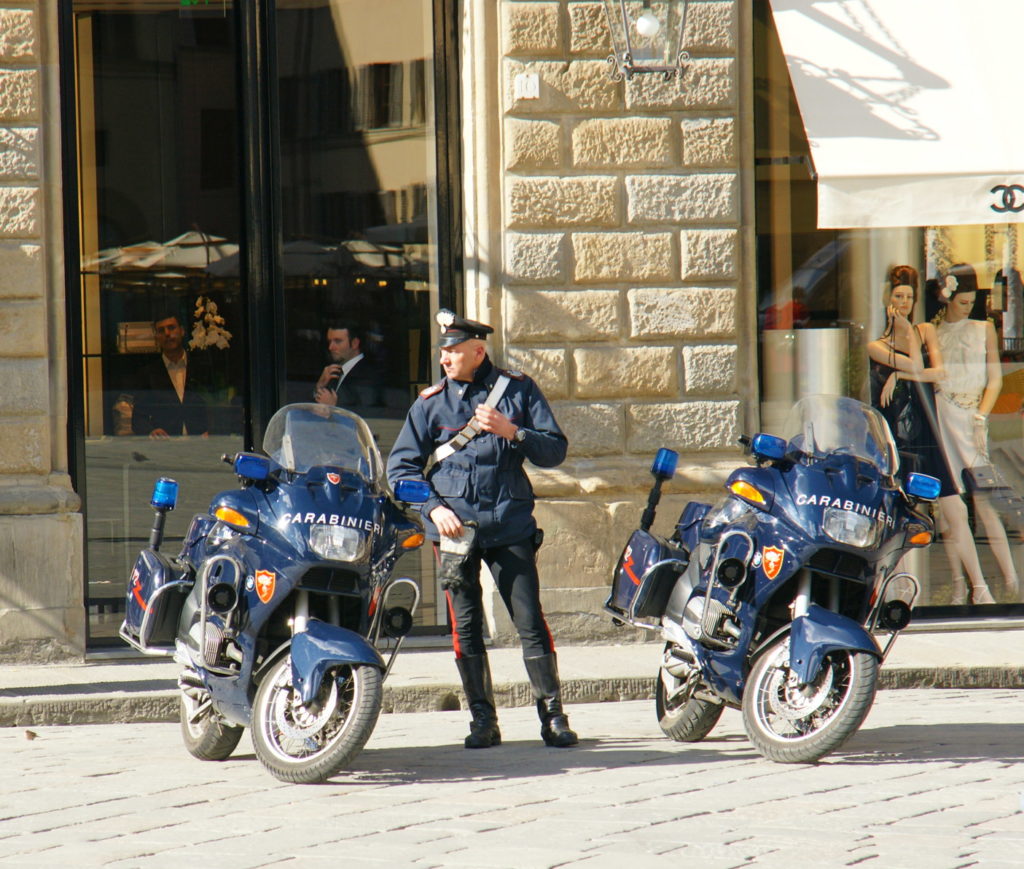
[2,667,1023,727]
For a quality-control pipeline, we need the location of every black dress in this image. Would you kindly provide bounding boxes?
[869,329,956,496]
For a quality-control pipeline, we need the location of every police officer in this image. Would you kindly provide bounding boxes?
[387,310,578,749]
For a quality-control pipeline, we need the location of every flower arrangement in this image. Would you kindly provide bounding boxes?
[188,295,232,350]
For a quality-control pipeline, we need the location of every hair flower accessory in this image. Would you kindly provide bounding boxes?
[939,275,958,301]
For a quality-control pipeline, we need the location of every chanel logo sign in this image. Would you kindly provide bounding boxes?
[991,184,1024,213]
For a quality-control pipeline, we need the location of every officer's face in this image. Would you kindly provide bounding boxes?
[327,328,360,363]
[153,317,184,355]
[440,340,485,382]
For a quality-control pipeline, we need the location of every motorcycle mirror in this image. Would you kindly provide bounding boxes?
[650,448,678,481]
[905,472,941,501]
[750,433,786,461]
[395,479,432,503]
[234,452,271,481]
[150,477,178,511]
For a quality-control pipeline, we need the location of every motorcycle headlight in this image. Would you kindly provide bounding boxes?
[822,507,880,549]
[308,525,368,562]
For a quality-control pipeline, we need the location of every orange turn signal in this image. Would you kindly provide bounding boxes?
[730,480,765,505]
[214,506,251,529]
[908,530,932,546]
[401,532,425,550]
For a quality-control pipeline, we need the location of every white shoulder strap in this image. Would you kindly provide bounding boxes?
[429,375,511,466]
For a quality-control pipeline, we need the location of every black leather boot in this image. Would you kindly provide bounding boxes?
[456,655,501,749]
[524,653,578,747]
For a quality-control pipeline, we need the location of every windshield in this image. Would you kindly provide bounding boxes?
[262,403,384,483]
[778,395,898,476]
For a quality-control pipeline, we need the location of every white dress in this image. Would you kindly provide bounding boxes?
[934,317,989,492]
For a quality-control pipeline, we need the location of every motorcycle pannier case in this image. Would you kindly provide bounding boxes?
[605,529,688,627]
[120,548,193,654]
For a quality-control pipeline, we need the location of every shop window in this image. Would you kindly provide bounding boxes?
[755,5,1024,615]
[68,0,451,645]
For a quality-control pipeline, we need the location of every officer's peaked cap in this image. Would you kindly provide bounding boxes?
[436,309,494,347]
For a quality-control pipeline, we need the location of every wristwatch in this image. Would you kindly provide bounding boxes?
[513,427,527,444]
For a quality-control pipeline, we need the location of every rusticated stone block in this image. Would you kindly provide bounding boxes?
[573,231,674,282]
[0,299,45,354]
[0,70,38,121]
[681,117,736,167]
[686,0,737,52]
[626,58,735,110]
[0,358,47,413]
[683,344,737,394]
[626,173,737,224]
[574,346,677,398]
[506,288,619,341]
[0,185,39,236]
[0,415,49,473]
[628,400,739,452]
[628,287,737,338]
[0,10,36,61]
[554,401,625,456]
[503,3,561,55]
[505,60,621,113]
[505,346,568,399]
[568,2,611,55]
[508,176,618,227]
[532,499,613,586]
[506,118,561,171]
[0,241,42,297]
[0,127,37,178]
[681,228,738,279]
[505,231,564,282]
[572,117,672,168]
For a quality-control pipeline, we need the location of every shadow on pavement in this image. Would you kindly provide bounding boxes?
[835,723,1024,763]
[333,736,762,785]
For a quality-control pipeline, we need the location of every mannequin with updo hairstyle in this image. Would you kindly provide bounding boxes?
[930,262,1017,604]
[867,265,986,605]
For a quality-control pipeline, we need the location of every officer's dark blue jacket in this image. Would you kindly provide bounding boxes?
[386,356,567,547]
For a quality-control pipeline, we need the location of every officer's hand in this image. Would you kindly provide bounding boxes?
[474,405,517,441]
[430,505,463,538]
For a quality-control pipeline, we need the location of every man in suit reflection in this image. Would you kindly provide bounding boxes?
[131,314,210,438]
[313,320,381,410]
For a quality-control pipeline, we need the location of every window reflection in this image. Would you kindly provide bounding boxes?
[73,2,244,642]
[275,0,441,628]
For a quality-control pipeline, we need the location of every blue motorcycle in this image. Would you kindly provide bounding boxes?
[120,404,429,783]
[607,395,941,763]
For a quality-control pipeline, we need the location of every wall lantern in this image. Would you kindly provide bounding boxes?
[602,0,690,81]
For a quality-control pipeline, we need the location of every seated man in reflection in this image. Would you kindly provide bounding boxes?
[131,313,211,438]
[313,319,382,411]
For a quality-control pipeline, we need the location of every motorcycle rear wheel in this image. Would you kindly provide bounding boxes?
[180,690,244,761]
[655,648,723,742]
[742,636,878,764]
[251,655,382,784]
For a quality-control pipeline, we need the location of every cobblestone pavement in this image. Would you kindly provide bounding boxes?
[2,689,1023,868]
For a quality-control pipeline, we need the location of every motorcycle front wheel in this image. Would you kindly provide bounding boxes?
[741,636,878,764]
[655,646,723,742]
[180,687,244,761]
[251,655,383,784]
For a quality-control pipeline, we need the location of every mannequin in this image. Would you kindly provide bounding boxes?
[866,265,980,605]
[932,263,1018,603]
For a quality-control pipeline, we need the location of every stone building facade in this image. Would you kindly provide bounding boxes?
[0,0,751,659]
[467,0,752,643]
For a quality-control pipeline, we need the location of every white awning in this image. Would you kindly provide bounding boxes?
[769,0,1024,228]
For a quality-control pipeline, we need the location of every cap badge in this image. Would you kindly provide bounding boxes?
[436,309,456,330]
